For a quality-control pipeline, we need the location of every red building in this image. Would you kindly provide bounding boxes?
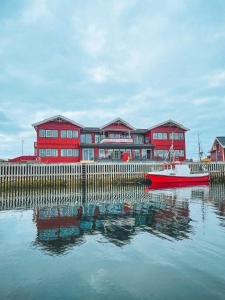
[31,115,189,163]
[210,137,225,161]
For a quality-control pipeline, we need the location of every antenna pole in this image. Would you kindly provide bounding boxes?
[21,140,24,156]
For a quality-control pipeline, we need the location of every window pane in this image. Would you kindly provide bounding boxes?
[95,134,101,143]
[153,132,167,140]
[154,150,168,158]
[73,149,79,157]
[72,130,78,138]
[174,150,184,157]
[39,149,45,156]
[87,134,92,143]
[81,134,92,143]
[61,149,79,157]
[61,130,78,138]
[46,130,58,138]
[81,134,85,143]
[39,129,45,137]
[99,149,105,158]
[39,149,58,157]
[142,149,147,159]
[61,130,66,138]
[39,130,58,138]
[61,149,66,156]
[134,149,140,159]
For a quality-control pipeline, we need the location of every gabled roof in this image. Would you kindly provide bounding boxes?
[213,137,225,148]
[32,115,84,128]
[147,119,189,131]
[101,117,135,130]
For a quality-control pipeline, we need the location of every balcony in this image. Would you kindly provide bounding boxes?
[100,137,134,144]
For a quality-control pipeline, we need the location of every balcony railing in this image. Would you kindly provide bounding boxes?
[100,137,134,144]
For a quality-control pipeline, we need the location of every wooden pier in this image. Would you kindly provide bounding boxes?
[0,161,225,189]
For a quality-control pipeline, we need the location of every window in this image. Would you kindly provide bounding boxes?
[174,150,184,157]
[81,134,92,144]
[61,149,79,157]
[109,133,121,138]
[82,149,94,160]
[39,129,58,138]
[169,132,184,140]
[61,130,78,138]
[142,149,147,159]
[107,149,113,159]
[99,149,105,158]
[153,132,167,140]
[39,149,58,157]
[133,135,144,144]
[154,150,168,158]
[95,134,101,143]
[134,149,141,159]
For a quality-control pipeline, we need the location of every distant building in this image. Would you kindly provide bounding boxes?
[30,115,189,163]
[210,137,225,161]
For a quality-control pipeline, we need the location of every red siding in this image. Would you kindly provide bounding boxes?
[103,123,133,131]
[15,118,188,163]
[211,143,225,161]
[35,120,81,163]
[145,125,186,161]
[9,156,37,163]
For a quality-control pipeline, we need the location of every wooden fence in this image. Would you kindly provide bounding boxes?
[0,161,225,189]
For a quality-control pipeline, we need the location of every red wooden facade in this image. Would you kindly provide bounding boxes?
[210,137,225,161]
[13,116,189,163]
[33,116,82,163]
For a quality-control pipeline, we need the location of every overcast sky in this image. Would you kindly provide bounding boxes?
[0,0,225,159]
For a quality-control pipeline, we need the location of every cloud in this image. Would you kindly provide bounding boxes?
[81,24,107,56]
[0,0,225,159]
[87,66,111,83]
[20,0,54,24]
[208,70,225,88]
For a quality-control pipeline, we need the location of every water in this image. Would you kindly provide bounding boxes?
[0,184,225,300]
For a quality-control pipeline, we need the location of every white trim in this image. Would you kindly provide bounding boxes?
[211,137,225,153]
[101,118,135,130]
[147,119,189,131]
[32,115,84,128]
[216,137,225,149]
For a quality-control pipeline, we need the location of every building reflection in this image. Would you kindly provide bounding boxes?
[33,195,192,254]
[1,182,224,255]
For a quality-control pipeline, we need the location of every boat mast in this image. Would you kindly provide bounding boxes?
[198,133,203,162]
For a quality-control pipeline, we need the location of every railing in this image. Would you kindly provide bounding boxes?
[100,138,134,144]
[0,162,225,188]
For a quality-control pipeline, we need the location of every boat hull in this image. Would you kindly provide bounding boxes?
[145,173,209,184]
[146,181,209,191]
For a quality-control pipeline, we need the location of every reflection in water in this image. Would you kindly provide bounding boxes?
[33,199,191,255]
[1,183,223,255]
[1,184,225,300]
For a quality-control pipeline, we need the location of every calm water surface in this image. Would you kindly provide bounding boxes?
[0,184,225,300]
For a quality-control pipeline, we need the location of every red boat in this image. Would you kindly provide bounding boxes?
[146,181,209,191]
[145,163,209,185]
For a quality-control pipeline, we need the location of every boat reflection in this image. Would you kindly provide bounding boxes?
[147,181,209,191]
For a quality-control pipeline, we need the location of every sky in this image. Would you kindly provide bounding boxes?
[0,0,225,159]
